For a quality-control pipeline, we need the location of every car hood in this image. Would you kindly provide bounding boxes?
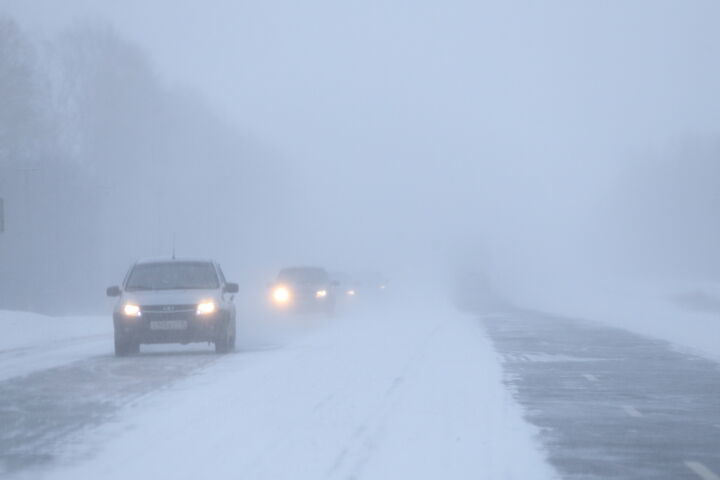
[120,289,220,306]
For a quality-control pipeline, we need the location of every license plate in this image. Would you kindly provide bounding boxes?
[150,320,188,331]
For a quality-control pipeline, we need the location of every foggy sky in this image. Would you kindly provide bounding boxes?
[3,0,720,307]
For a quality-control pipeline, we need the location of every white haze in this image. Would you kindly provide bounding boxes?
[2,0,720,314]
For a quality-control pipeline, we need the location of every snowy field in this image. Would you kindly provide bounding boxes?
[2,302,557,480]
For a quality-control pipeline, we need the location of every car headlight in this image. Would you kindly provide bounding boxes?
[196,300,217,315]
[273,286,291,304]
[123,303,141,317]
[315,289,327,298]
[346,290,356,296]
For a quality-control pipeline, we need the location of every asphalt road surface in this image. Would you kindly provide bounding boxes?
[481,310,720,480]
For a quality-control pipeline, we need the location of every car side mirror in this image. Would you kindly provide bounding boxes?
[106,286,121,297]
[224,282,239,294]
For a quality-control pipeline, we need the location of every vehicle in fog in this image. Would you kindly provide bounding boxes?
[106,258,239,356]
[333,271,389,301]
[269,267,337,315]
[330,272,359,301]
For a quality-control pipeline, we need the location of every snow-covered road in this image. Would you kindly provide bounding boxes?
[1,303,555,480]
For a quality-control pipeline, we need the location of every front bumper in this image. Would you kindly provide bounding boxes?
[273,295,334,313]
[114,312,226,344]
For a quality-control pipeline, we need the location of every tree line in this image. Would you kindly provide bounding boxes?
[0,17,285,313]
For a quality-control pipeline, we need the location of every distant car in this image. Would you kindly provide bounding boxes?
[330,272,359,300]
[269,267,337,315]
[355,271,390,297]
[332,271,388,301]
[107,258,238,356]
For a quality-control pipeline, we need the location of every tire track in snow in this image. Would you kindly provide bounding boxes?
[0,351,220,474]
[325,322,445,480]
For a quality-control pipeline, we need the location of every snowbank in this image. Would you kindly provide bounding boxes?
[0,310,112,381]
[0,311,110,351]
[511,280,720,363]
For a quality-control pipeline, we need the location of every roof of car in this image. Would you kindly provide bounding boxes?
[279,266,327,273]
[135,257,216,265]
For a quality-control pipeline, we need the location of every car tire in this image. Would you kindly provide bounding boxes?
[114,334,133,357]
[214,322,231,354]
[214,335,229,354]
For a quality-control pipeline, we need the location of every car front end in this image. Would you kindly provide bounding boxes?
[108,259,238,355]
[113,293,227,345]
[269,283,333,313]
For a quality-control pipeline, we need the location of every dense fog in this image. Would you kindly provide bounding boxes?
[2,1,720,315]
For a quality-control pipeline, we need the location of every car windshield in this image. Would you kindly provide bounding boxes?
[125,262,219,291]
[277,268,328,284]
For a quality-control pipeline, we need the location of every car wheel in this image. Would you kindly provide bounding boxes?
[230,317,237,350]
[214,327,230,354]
[114,334,131,357]
[214,336,229,354]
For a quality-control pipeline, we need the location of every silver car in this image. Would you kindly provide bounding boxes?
[107,258,238,356]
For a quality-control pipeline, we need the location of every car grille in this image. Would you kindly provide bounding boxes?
[292,287,324,302]
[142,304,196,313]
[141,305,196,321]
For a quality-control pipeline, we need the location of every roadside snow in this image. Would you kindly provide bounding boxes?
[0,310,112,381]
[594,282,720,361]
[513,280,720,363]
[40,302,556,480]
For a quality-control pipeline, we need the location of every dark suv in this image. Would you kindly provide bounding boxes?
[269,266,336,315]
[107,258,238,356]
